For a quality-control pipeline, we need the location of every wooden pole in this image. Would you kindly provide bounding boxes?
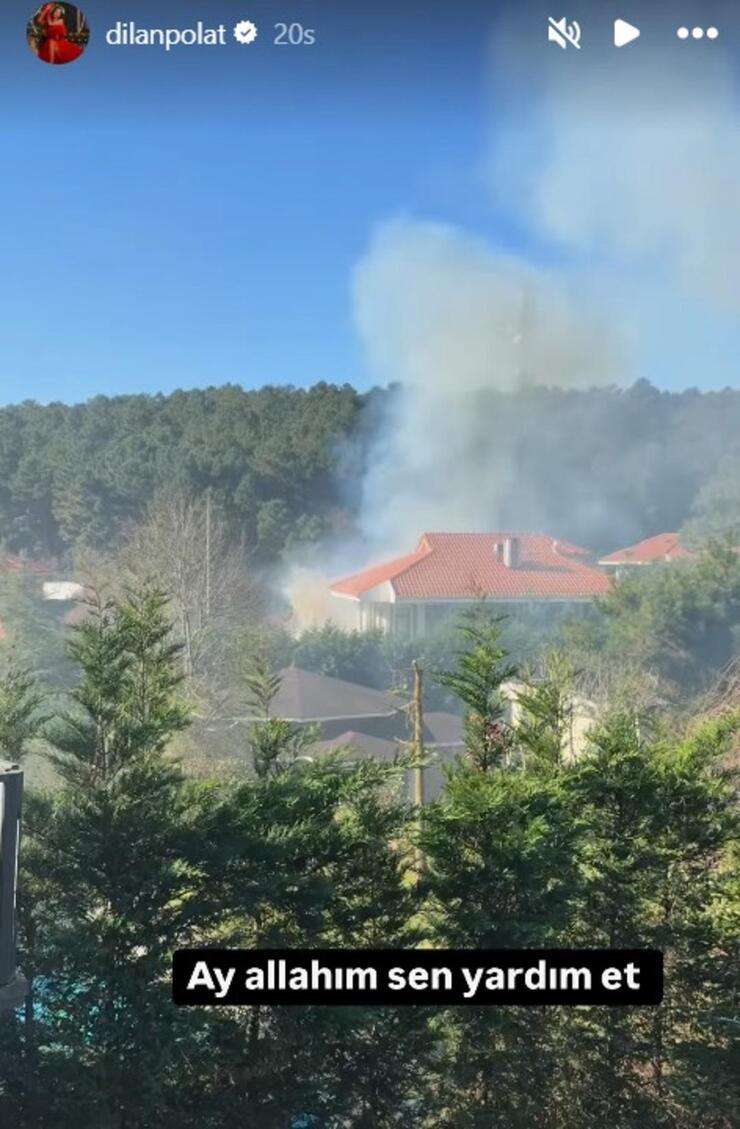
[412,661,425,808]
[411,661,427,878]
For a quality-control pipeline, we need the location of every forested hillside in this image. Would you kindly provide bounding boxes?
[1,379,740,563]
[0,384,363,561]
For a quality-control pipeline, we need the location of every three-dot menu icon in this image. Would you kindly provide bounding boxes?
[676,26,719,41]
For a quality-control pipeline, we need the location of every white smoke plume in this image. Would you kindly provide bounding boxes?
[353,220,622,554]
[350,5,740,558]
[285,5,740,625]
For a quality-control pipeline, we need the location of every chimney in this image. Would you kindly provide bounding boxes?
[502,536,520,569]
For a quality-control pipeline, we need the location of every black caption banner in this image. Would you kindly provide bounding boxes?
[173,948,663,1007]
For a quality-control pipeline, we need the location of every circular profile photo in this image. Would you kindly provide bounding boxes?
[27,3,90,65]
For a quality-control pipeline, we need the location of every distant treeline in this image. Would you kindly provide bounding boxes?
[0,378,738,562]
[0,383,363,562]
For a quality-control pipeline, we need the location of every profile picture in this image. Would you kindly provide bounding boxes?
[27,3,90,65]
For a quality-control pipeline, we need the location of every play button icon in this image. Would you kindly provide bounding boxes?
[614,18,640,46]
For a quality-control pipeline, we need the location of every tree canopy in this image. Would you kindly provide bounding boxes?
[1,379,740,562]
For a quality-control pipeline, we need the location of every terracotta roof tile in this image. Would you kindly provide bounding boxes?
[600,533,693,566]
[331,548,431,598]
[1,554,53,575]
[332,533,610,602]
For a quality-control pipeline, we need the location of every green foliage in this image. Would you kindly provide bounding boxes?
[46,588,190,787]
[187,756,432,1127]
[683,457,740,544]
[8,586,207,1125]
[232,620,461,711]
[8,594,434,1126]
[516,650,578,771]
[233,621,296,679]
[243,651,283,718]
[293,623,391,686]
[0,572,67,682]
[2,379,740,568]
[565,539,740,695]
[421,768,579,947]
[242,655,316,777]
[437,611,518,769]
[416,699,740,1129]
[0,384,363,562]
[242,615,591,715]
[2,574,739,1129]
[0,658,44,762]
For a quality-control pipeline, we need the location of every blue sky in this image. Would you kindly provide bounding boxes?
[2,0,739,403]
[0,0,504,402]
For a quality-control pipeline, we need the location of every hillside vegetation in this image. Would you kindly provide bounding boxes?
[0,379,739,562]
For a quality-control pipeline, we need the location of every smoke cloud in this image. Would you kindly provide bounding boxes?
[349,5,740,558]
[353,221,621,553]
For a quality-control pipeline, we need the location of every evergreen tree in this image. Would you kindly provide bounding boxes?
[243,655,316,777]
[187,755,433,1127]
[437,611,517,771]
[9,587,211,1128]
[558,712,740,1128]
[515,650,578,772]
[419,765,579,1129]
[418,632,740,1129]
[0,657,44,762]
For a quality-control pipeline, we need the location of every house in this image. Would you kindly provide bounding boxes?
[308,713,465,803]
[43,581,85,601]
[234,665,465,795]
[599,533,693,575]
[305,679,598,800]
[1,554,53,576]
[330,532,611,638]
[235,666,601,801]
[242,664,464,745]
[254,665,400,742]
[501,680,599,765]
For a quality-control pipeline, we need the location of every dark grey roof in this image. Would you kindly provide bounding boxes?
[310,712,463,756]
[424,711,464,747]
[311,731,400,761]
[266,666,397,723]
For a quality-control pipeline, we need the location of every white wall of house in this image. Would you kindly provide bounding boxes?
[502,680,599,762]
[329,596,592,639]
[42,581,84,601]
[329,597,468,637]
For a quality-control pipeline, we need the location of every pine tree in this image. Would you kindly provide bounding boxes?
[552,711,740,1129]
[11,586,212,1128]
[243,655,316,777]
[515,650,578,772]
[0,656,44,762]
[190,755,432,1127]
[437,610,517,771]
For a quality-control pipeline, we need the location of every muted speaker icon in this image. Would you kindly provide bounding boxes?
[548,16,582,49]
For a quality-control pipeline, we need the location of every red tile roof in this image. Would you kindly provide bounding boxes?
[599,533,693,566]
[332,533,611,602]
[1,554,53,575]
